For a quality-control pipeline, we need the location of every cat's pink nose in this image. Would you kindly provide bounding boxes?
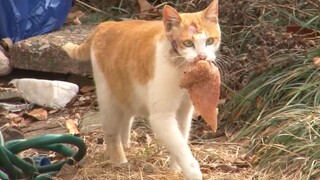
[197,54,207,60]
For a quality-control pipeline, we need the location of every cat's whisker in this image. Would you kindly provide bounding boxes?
[168,55,185,61]
[213,55,235,76]
[176,60,187,70]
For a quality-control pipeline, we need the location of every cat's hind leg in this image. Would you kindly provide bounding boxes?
[100,104,130,163]
[91,56,128,164]
[95,81,129,163]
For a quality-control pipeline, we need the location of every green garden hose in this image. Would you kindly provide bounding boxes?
[0,131,87,180]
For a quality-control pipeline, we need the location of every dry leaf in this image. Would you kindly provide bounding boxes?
[215,164,239,173]
[5,113,19,119]
[66,119,80,135]
[313,57,320,68]
[255,96,263,109]
[66,9,86,24]
[48,109,59,114]
[73,17,81,25]
[0,38,13,50]
[218,98,226,104]
[80,86,95,94]
[56,163,77,180]
[146,134,152,147]
[138,0,155,19]
[307,40,316,47]
[11,115,24,124]
[26,108,48,121]
[74,113,81,121]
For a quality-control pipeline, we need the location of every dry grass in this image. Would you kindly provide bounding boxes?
[73,119,262,180]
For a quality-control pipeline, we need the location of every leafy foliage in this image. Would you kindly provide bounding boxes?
[223,7,320,178]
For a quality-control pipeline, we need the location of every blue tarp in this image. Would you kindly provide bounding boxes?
[0,0,72,43]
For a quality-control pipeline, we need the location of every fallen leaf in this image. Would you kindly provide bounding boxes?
[218,98,226,104]
[233,161,251,168]
[48,109,59,114]
[313,57,320,68]
[78,96,86,101]
[146,134,152,147]
[5,113,19,119]
[255,96,263,109]
[138,0,155,19]
[0,38,13,51]
[73,17,82,25]
[65,8,86,24]
[26,108,48,121]
[80,86,95,94]
[56,163,77,180]
[307,40,316,47]
[215,164,239,173]
[74,113,81,121]
[10,114,24,124]
[66,119,80,135]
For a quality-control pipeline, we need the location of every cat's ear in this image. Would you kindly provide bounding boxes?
[163,5,181,31]
[203,0,219,23]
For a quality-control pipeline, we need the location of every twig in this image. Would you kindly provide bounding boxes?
[75,0,109,15]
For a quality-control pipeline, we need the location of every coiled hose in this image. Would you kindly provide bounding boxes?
[0,131,87,180]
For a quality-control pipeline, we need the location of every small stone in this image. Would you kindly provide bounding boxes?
[143,163,155,173]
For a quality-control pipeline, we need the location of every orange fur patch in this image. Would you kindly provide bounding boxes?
[92,21,164,105]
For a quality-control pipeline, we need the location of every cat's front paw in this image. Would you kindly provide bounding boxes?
[185,169,202,180]
[184,168,202,180]
[183,160,202,180]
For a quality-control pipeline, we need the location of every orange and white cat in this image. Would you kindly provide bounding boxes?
[63,1,221,179]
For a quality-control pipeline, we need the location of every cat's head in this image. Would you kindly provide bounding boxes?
[163,0,220,62]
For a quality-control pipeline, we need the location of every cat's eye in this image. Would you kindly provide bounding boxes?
[206,37,215,45]
[183,40,194,47]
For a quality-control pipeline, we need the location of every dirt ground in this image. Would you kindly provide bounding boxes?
[77,128,260,180]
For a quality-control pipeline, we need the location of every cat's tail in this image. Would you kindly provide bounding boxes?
[62,32,94,61]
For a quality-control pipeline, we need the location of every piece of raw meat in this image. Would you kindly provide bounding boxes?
[180,61,221,132]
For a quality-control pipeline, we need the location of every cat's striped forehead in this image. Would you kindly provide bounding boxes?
[179,13,221,39]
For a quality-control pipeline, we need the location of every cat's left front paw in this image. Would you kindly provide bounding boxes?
[183,159,202,180]
[184,168,202,180]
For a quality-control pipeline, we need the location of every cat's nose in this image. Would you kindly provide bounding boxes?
[197,54,207,60]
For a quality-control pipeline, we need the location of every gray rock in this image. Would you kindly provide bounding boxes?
[10,24,97,76]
